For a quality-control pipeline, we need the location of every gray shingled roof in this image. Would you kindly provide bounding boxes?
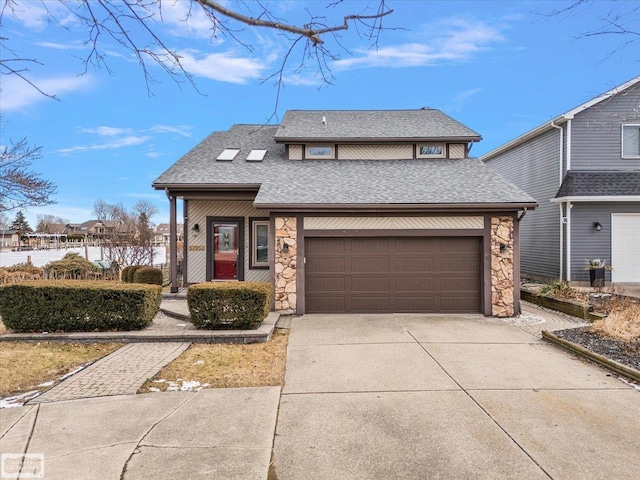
[153,123,535,207]
[275,109,481,141]
[556,171,640,197]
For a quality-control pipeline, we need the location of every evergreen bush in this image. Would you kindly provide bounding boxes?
[133,266,163,285]
[0,280,161,332]
[187,282,272,330]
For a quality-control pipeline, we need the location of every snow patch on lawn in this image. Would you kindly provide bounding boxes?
[0,390,41,408]
[150,379,211,392]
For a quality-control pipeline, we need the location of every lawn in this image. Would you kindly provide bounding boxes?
[140,328,289,392]
[0,337,122,398]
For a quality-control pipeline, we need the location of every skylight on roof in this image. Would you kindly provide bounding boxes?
[217,148,240,161]
[246,149,267,162]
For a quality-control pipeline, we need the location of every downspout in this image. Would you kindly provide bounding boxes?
[551,121,564,280]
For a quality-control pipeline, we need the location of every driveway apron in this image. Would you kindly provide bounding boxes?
[272,313,640,480]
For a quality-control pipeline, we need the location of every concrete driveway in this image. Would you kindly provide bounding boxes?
[272,314,640,480]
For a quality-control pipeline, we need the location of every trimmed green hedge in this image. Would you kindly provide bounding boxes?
[187,282,272,330]
[126,265,144,283]
[120,266,133,282]
[133,266,163,285]
[0,280,161,333]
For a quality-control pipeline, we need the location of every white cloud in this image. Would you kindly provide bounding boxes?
[333,18,506,71]
[150,125,193,137]
[7,0,75,30]
[36,41,85,51]
[1,74,96,111]
[81,126,133,136]
[57,135,152,155]
[177,50,266,84]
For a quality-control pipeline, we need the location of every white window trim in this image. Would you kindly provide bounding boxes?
[416,143,445,158]
[621,124,640,158]
[305,144,334,159]
[250,220,269,268]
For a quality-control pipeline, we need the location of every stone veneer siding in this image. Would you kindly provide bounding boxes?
[491,216,515,317]
[274,217,297,314]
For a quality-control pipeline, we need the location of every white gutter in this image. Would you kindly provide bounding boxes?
[552,195,640,203]
[551,121,564,280]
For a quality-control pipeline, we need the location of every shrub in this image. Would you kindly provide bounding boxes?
[127,265,144,283]
[43,253,99,279]
[133,266,163,285]
[120,266,133,283]
[538,280,584,300]
[188,281,272,330]
[0,264,43,284]
[0,280,161,333]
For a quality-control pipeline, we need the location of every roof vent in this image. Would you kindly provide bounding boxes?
[322,116,326,125]
[217,148,240,161]
[246,149,267,162]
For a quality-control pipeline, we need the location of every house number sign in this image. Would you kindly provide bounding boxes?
[188,245,205,251]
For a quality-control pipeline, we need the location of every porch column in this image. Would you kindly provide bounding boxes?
[169,193,178,293]
[491,216,515,317]
[274,217,297,314]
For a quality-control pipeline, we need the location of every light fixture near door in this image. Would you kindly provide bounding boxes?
[593,222,602,232]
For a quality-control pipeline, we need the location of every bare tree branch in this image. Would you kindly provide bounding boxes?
[0,136,56,212]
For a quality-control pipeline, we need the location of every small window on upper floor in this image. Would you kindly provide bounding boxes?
[622,124,640,158]
[417,143,445,158]
[306,144,334,159]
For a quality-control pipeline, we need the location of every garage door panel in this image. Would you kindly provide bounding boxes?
[351,277,390,292]
[306,257,345,273]
[396,296,437,312]
[351,238,390,253]
[395,257,438,272]
[305,237,481,313]
[306,277,346,292]
[306,238,345,254]
[351,296,390,312]
[396,277,436,292]
[351,258,389,273]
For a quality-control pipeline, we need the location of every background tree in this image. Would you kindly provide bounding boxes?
[10,210,31,233]
[0,212,9,231]
[94,199,158,267]
[539,1,639,62]
[0,136,56,212]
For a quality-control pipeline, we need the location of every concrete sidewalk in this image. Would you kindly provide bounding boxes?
[1,388,280,480]
[272,312,640,479]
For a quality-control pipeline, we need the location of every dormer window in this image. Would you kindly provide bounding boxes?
[622,124,640,158]
[417,143,445,158]
[306,144,334,159]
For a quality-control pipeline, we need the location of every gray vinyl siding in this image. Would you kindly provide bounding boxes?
[571,82,640,170]
[484,128,562,279]
[570,202,640,282]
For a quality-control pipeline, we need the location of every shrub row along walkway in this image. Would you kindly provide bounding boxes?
[30,343,190,404]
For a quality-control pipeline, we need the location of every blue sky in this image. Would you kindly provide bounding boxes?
[1,0,638,227]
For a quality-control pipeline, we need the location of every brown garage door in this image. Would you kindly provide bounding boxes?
[305,237,481,313]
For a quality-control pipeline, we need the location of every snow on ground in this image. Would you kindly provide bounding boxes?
[0,246,167,267]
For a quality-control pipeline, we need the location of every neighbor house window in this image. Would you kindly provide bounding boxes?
[306,144,334,159]
[622,125,640,158]
[250,218,269,268]
[417,143,445,158]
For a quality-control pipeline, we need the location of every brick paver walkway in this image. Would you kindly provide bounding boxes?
[503,301,587,337]
[30,342,190,403]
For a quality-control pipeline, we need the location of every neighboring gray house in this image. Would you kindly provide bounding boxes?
[154,109,537,317]
[481,76,640,284]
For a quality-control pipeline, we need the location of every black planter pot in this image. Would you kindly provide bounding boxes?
[589,268,605,288]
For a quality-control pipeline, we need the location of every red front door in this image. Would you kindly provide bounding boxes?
[213,223,239,279]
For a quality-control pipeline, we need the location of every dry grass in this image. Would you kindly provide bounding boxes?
[589,302,640,343]
[0,342,122,398]
[140,329,289,392]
